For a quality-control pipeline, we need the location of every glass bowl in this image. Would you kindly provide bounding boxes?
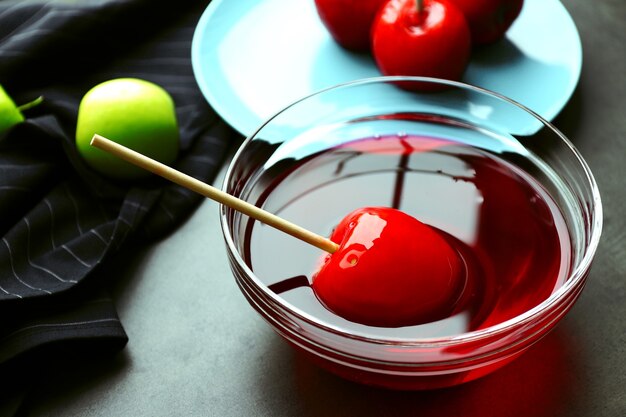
[220,77,602,390]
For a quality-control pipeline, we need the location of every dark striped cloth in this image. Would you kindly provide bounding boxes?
[0,0,233,413]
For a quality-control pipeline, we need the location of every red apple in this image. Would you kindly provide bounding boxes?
[371,0,472,90]
[312,207,465,327]
[447,0,524,45]
[314,0,389,51]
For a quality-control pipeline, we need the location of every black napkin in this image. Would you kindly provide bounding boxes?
[0,0,233,413]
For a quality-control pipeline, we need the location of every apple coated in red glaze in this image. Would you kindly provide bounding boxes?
[448,0,524,44]
[371,0,471,90]
[314,0,389,51]
[312,207,465,328]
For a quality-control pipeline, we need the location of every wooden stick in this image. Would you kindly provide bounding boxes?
[416,0,424,14]
[90,134,340,254]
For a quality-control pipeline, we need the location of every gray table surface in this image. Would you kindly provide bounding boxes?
[25,1,626,415]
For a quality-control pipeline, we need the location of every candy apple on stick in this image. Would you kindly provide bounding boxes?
[371,0,471,90]
[91,136,465,328]
[312,207,464,327]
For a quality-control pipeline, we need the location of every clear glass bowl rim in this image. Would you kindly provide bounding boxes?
[220,76,603,347]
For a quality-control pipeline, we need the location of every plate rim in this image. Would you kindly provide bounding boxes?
[191,0,582,137]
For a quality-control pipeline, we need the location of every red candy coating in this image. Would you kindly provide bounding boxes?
[314,0,389,51]
[371,0,471,90]
[312,207,465,327]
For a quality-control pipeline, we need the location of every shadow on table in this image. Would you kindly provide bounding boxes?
[268,321,588,417]
[552,82,583,143]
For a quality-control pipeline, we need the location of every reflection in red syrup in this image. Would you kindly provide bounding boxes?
[253,134,570,334]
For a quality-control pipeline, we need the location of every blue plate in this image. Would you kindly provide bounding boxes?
[191,0,582,137]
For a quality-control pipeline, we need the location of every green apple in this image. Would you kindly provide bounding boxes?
[76,78,180,180]
[0,84,25,134]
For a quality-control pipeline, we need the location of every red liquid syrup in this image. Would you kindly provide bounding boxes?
[248,134,571,337]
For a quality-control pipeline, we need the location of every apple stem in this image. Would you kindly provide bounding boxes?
[17,96,44,113]
[415,0,424,14]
